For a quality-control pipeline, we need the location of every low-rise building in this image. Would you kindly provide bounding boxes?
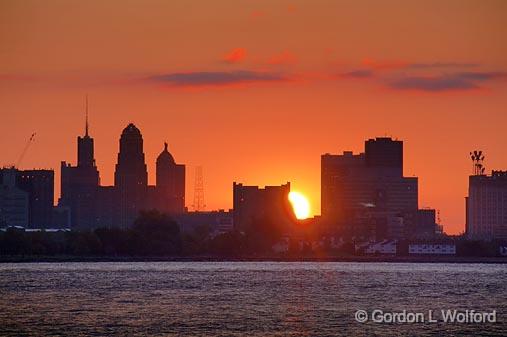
[356,240,397,254]
[409,243,456,255]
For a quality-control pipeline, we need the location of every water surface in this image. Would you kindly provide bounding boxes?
[0,262,505,336]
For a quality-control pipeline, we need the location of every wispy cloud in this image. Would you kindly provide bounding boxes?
[389,72,507,92]
[223,48,247,64]
[362,58,479,71]
[338,69,374,79]
[149,70,290,87]
[407,62,479,69]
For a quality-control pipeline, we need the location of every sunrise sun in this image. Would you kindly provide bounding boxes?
[288,191,311,220]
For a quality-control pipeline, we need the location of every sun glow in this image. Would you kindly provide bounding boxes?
[288,191,311,220]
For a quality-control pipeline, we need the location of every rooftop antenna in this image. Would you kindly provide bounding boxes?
[470,150,485,176]
[192,166,206,211]
[85,94,89,136]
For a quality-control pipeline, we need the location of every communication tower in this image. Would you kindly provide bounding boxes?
[192,166,206,211]
[470,150,485,176]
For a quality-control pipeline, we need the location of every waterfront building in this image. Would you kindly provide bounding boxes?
[408,242,456,255]
[466,170,507,240]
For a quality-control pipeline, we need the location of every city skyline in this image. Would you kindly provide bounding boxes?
[2,1,507,234]
[1,115,499,236]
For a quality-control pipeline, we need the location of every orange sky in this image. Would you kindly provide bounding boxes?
[1,0,506,234]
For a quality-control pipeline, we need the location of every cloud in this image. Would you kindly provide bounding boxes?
[149,70,290,87]
[407,62,479,69]
[267,51,297,65]
[389,72,507,92]
[362,58,479,71]
[223,48,247,64]
[338,69,374,78]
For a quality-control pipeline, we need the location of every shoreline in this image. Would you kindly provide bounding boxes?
[1,255,506,264]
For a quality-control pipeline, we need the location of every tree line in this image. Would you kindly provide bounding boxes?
[0,210,288,257]
[0,210,504,257]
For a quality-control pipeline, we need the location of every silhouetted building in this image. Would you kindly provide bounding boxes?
[466,170,507,240]
[59,118,100,229]
[60,121,187,230]
[52,205,71,229]
[96,186,115,228]
[233,182,295,233]
[156,142,185,213]
[414,209,438,238]
[114,123,148,228]
[15,169,54,228]
[365,137,403,176]
[0,168,29,227]
[321,137,418,239]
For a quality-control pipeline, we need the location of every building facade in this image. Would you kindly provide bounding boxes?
[60,120,100,229]
[321,137,434,240]
[0,168,54,228]
[155,142,185,214]
[15,169,54,228]
[233,182,295,233]
[0,168,29,227]
[466,170,507,240]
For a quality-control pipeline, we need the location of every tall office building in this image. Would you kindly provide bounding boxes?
[321,137,419,239]
[114,123,148,228]
[156,142,185,213]
[60,114,100,229]
[466,170,507,240]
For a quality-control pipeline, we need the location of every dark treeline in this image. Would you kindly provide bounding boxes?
[0,210,505,258]
[0,210,289,257]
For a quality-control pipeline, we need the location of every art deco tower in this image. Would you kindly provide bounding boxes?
[114,123,148,227]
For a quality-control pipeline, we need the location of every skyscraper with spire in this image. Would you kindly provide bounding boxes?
[59,96,100,229]
[77,95,95,168]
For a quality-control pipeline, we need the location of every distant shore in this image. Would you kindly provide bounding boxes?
[1,255,506,264]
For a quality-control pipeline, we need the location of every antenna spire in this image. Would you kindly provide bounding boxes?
[85,94,89,137]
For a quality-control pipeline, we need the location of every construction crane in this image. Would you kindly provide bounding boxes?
[16,132,36,168]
